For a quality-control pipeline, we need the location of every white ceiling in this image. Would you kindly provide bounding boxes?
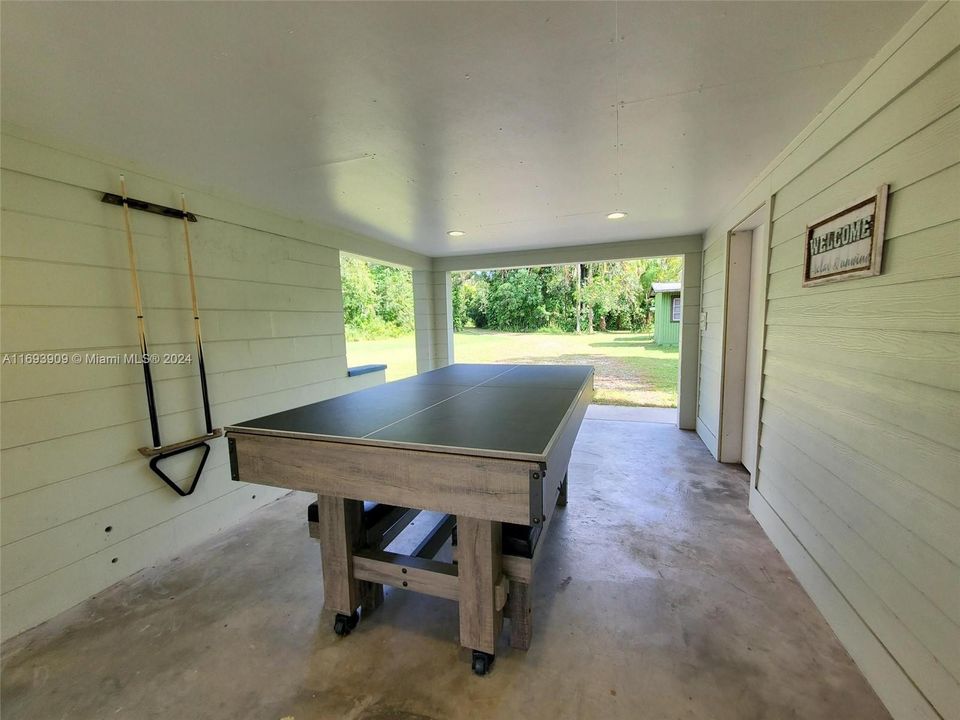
[1,1,919,258]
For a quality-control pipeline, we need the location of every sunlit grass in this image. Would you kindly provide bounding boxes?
[346,329,679,407]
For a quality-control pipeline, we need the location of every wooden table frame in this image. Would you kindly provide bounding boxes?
[226,370,591,673]
[303,470,567,654]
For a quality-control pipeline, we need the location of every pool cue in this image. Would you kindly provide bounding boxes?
[120,175,162,449]
[179,194,214,436]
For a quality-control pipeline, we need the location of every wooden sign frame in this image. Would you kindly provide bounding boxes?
[802,184,888,287]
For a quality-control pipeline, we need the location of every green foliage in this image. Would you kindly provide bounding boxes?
[345,316,412,341]
[451,273,466,331]
[540,265,578,329]
[461,275,490,328]
[341,255,378,327]
[340,254,414,338]
[452,258,681,334]
[371,263,414,328]
[342,254,683,339]
[487,269,549,331]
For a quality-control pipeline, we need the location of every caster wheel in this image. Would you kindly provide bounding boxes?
[471,650,495,676]
[333,610,360,637]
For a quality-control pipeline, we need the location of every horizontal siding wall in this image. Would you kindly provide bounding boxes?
[695,237,724,456]
[0,134,404,639]
[677,251,701,431]
[760,88,960,720]
[412,269,454,373]
[653,293,680,345]
[696,3,959,719]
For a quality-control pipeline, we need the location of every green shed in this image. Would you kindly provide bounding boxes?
[651,282,681,345]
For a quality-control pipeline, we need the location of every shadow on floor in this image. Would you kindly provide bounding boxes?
[0,423,889,720]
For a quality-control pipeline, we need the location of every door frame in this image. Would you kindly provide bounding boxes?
[717,202,773,481]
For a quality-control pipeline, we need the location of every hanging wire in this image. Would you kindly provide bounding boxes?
[614,1,623,203]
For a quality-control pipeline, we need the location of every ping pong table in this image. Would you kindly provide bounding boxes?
[226,363,593,675]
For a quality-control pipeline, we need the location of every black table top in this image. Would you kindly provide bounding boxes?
[226,363,594,461]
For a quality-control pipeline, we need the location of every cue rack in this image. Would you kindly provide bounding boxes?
[106,176,221,496]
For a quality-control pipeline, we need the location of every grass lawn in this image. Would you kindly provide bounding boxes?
[346,329,679,407]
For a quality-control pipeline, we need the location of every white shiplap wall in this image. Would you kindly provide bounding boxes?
[695,3,959,719]
[412,269,455,373]
[677,251,702,430]
[696,237,725,457]
[0,131,423,640]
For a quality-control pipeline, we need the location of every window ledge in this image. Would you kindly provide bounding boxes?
[347,364,388,378]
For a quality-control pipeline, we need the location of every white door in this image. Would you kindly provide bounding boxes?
[741,224,766,475]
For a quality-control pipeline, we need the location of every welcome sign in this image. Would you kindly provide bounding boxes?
[803,185,888,287]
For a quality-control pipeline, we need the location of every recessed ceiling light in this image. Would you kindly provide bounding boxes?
[447,230,466,237]
[606,211,627,220]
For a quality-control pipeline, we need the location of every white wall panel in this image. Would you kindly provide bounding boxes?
[0,134,407,640]
[696,4,960,717]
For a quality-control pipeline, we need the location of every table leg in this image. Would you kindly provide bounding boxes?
[359,579,384,615]
[317,495,363,625]
[508,579,533,650]
[456,515,503,673]
[557,471,568,507]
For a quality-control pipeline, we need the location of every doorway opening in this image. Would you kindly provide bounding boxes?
[339,253,417,381]
[451,258,684,422]
[718,206,768,480]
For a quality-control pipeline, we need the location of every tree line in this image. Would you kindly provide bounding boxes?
[341,255,416,339]
[453,258,682,332]
[341,254,682,338]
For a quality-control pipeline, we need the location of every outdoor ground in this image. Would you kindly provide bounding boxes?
[347,329,679,407]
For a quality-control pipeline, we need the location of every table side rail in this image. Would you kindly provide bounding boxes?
[228,432,536,525]
[540,372,594,527]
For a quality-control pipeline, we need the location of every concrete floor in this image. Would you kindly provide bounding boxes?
[1,413,890,720]
[584,404,678,424]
